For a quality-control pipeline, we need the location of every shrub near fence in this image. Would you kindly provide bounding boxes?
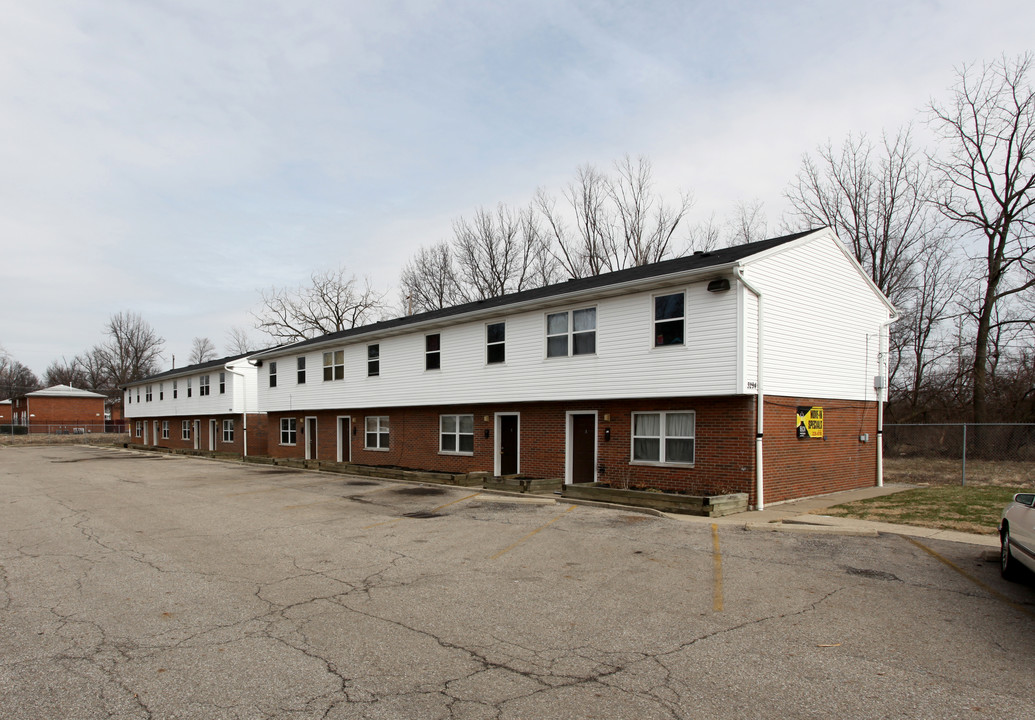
[884,423,1035,486]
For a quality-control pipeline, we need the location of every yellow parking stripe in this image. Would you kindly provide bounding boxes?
[432,492,481,512]
[712,523,724,613]
[904,536,1034,619]
[490,505,577,560]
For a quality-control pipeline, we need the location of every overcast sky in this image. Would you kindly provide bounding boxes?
[2,0,1033,378]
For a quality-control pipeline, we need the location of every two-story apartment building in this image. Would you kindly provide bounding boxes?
[251,229,895,508]
[122,353,267,455]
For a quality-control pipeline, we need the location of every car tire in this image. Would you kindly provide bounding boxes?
[1001,527,1022,581]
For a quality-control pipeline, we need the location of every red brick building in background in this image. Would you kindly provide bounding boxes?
[8,385,107,433]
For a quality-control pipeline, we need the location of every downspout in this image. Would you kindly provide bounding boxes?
[875,313,898,487]
[224,363,248,458]
[734,266,765,511]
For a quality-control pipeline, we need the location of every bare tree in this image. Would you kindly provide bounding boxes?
[96,312,165,391]
[44,357,88,388]
[225,326,258,355]
[786,128,939,304]
[399,241,461,314]
[254,266,388,342]
[452,203,558,302]
[928,54,1035,424]
[725,199,769,246]
[537,156,692,278]
[0,348,42,398]
[189,337,217,365]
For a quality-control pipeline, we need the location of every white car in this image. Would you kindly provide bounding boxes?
[1000,493,1035,580]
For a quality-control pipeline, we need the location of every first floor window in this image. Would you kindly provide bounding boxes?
[135,421,142,438]
[222,419,234,443]
[161,421,169,439]
[654,292,685,347]
[280,418,297,445]
[182,420,190,440]
[365,416,389,450]
[632,411,695,464]
[440,414,474,454]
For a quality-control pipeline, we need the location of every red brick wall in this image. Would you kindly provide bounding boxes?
[760,398,879,505]
[26,396,106,431]
[265,395,878,505]
[130,413,269,456]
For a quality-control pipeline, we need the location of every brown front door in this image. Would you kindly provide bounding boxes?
[571,413,596,483]
[499,415,519,476]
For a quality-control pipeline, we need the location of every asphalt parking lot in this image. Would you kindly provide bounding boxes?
[2,445,1033,720]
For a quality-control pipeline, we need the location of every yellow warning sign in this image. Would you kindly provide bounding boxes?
[796,407,824,440]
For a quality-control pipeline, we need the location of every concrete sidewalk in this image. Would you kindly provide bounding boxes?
[668,483,1001,548]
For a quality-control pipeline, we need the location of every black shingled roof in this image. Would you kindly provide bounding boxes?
[258,228,821,357]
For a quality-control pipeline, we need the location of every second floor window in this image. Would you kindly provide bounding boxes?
[186,379,192,398]
[425,334,441,370]
[654,292,685,347]
[297,357,306,384]
[219,372,226,394]
[145,386,152,402]
[547,308,596,357]
[199,375,210,396]
[159,383,164,401]
[486,322,505,364]
[173,380,178,399]
[368,344,380,376]
[323,350,344,381]
[269,362,278,388]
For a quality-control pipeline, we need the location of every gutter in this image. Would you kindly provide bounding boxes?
[734,266,765,511]
[223,363,249,458]
[875,312,899,487]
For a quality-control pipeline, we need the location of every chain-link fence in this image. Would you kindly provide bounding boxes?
[883,423,1035,486]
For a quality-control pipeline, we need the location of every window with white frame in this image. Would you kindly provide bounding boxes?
[136,388,140,403]
[425,334,441,370]
[159,383,164,401]
[440,414,474,454]
[173,380,178,399]
[145,385,153,402]
[222,419,234,443]
[323,350,344,381]
[365,416,389,450]
[486,322,505,364]
[280,417,297,445]
[135,421,142,438]
[654,292,685,347]
[367,344,380,376]
[161,421,169,439]
[182,420,190,440]
[269,362,278,387]
[546,307,596,357]
[187,378,192,397]
[632,412,695,464]
[219,372,226,394]
[199,375,210,396]
[296,357,306,384]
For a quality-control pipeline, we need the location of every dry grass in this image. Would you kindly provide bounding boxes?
[824,457,1035,535]
[882,456,1035,487]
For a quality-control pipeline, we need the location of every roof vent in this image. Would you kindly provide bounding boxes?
[707,278,731,293]
[693,250,704,255]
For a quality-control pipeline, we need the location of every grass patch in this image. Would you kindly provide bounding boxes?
[822,485,1028,536]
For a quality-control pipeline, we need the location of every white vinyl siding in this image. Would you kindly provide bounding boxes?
[745,237,891,401]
